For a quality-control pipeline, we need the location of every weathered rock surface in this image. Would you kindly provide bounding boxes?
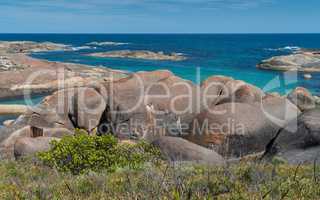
[257,51,320,72]
[201,76,265,107]
[0,46,317,163]
[14,136,60,159]
[260,96,301,125]
[273,109,320,151]
[103,71,201,140]
[287,87,316,111]
[152,136,225,165]
[22,87,107,132]
[269,109,320,164]
[89,50,186,61]
[186,100,300,157]
[201,76,234,107]
[217,80,265,105]
[315,96,320,105]
[0,54,127,99]
[0,41,71,54]
[0,126,32,159]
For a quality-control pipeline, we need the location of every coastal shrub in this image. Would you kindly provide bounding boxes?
[1,159,320,199]
[37,130,161,175]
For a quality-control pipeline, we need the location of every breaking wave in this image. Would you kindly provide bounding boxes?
[264,46,301,52]
[86,41,130,46]
[71,46,97,51]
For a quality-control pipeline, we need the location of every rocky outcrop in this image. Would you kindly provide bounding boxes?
[267,109,320,164]
[0,54,128,99]
[201,76,265,107]
[14,137,60,159]
[40,87,107,131]
[260,96,301,124]
[186,99,300,157]
[0,51,317,163]
[102,71,201,140]
[0,41,71,54]
[315,96,320,105]
[89,50,187,61]
[152,136,225,165]
[216,80,264,105]
[287,87,316,111]
[187,103,277,157]
[257,51,320,72]
[0,123,73,159]
[0,126,32,159]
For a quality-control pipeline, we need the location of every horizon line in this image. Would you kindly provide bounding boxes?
[0,33,320,35]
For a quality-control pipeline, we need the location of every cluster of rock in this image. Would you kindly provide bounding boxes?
[89,50,187,61]
[0,41,319,165]
[0,66,319,165]
[0,41,71,54]
[257,50,320,72]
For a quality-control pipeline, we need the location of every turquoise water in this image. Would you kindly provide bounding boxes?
[0,34,320,96]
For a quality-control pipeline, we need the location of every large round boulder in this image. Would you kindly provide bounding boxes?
[0,126,31,159]
[273,109,320,151]
[201,76,264,106]
[201,76,233,108]
[259,96,301,126]
[217,80,264,105]
[268,109,320,164]
[24,108,73,129]
[41,87,106,131]
[287,87,316,111]
[152,136,225,165]
[186,100,299,157]
[145,75,200,122]
[101,72,200,140]
[14,136,60,159]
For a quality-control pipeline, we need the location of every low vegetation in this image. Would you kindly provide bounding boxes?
[1,131,320,199]
[37,130,161,175]
[1,159,320,199]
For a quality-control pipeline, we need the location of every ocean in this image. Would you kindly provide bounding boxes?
[1,33,320,96]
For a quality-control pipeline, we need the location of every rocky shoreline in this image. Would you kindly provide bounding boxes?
[0,41,129,100]
[89,50,187,61]
[257,50,320,72]
[0,41,71,54]
[0,41,320,166]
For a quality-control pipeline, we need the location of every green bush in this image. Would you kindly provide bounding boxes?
[37,130,161,175]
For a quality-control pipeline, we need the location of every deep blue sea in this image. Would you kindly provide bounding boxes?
[1,33,320,96]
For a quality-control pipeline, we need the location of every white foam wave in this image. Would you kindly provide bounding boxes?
[173,52,185,56]
[71,46,97,51]
[86,41,130,46]
[265,46,301,52]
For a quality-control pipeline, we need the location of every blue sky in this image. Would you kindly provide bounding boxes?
[0,0,319,33]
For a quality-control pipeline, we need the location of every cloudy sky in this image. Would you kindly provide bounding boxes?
[0,0,319,33]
